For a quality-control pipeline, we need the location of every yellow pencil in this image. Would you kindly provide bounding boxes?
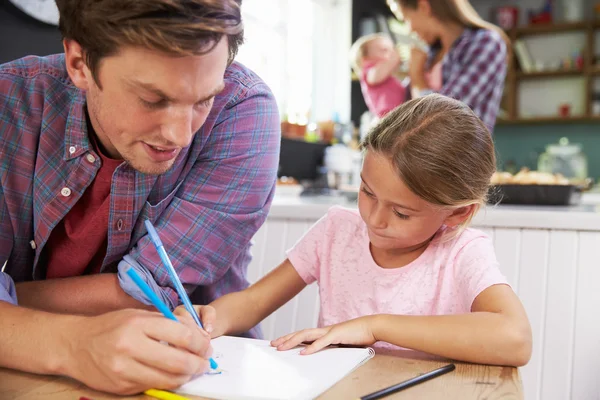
[144,388,191,400]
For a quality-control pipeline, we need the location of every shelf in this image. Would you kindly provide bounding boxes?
[515,70,584,79]
[511,21,589,37]
[497,116,600,125]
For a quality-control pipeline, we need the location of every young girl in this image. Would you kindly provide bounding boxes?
[183,94,532,367]
[349,33,407,118]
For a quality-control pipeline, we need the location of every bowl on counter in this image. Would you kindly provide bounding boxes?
[489,169,583,206]
[488,184,579,206]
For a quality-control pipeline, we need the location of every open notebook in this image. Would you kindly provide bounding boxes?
[176,335,375,400]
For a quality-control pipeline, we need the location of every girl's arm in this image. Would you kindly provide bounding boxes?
[273,284,532,367]
[365,49,402,85]
[373,284,532,366]
[190,259,307,338]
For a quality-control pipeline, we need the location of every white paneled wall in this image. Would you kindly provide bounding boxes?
[248,216,600,400]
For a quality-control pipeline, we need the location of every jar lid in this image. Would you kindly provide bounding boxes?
[546,137,581,155]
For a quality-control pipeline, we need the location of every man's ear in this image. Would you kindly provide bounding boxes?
[63,39,93,91]
[444,204,477,228]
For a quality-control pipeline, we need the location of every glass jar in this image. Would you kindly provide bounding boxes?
[537,137,588,180]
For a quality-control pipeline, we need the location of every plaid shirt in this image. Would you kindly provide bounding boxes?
[0,271,17,305]
[426,28,507,131]
[0,55,280,331]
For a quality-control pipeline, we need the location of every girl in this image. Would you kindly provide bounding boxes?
[349,33,407,118]
[183,94,532,367]
[387,0,510,131]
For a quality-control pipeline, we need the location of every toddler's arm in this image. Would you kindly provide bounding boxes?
[365,48,402,85]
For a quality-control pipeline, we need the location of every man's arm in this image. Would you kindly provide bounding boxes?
[0,300,212,395]
[15,273,151,315]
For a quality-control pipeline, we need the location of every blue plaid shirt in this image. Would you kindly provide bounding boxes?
[0,54,280,335]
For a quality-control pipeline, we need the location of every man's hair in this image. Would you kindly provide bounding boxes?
[56,0,243,84]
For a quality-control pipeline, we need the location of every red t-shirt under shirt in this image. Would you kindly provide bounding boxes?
[43,120,122,279]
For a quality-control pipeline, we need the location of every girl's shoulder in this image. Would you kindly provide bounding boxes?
[323,205,364,226]
[434,226,494,257]
[318,206,366,237]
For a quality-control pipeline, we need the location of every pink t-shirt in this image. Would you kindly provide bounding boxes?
[360,63,407,118]
[287,206,509,352]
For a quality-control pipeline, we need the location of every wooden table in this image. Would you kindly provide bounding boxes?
[0,352,522,400]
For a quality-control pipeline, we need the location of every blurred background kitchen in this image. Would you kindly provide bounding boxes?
[3,0,599,198]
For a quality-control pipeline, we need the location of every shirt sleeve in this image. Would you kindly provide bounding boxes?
[0,184,12,267]
[0,272,17,305]
[286,210,332,285]
[118,78,281,310]
[453,235,510,311]
[437,30,506,113]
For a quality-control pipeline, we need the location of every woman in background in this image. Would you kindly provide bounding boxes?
[388,0,510,131]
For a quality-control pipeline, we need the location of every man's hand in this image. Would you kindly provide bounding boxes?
[63,309,212,395]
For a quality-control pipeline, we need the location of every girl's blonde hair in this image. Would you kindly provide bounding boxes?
[349,33,391,75]
[390,0,511,61]
[360,94,495,231]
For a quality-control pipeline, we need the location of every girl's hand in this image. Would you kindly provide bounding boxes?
[174,305,217,336]
[270,316,377,355]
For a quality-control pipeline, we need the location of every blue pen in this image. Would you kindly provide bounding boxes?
[125,267,219,370]
[144,220,203,327]
[126,267,178,321]
[144,220,218,370]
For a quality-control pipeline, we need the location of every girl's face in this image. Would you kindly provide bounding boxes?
[398,0,440,46]
[364,37,395,63]
[358,151,454,252]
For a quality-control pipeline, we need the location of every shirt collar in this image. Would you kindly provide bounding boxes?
[63,88,92,161]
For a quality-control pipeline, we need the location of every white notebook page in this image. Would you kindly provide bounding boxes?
[177,335,375,400]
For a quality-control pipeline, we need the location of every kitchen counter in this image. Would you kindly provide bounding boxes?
[268,193,600,231]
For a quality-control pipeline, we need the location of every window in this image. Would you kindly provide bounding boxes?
[237,0,351,124]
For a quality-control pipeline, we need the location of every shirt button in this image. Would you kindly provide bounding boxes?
[86,154,96,163]
[68,146,76,155]
[60,187,71,197]
[30,240,37,250]
[117,219,124,231]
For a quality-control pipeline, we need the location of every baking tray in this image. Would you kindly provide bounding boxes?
[488,184,578,206]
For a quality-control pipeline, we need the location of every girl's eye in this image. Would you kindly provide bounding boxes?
[393,209,410,220]
[361,187,375,197]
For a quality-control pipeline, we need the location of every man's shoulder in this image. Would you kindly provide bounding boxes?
[224,61,264,87]
[220,61,274,104]
[0,54,71,84]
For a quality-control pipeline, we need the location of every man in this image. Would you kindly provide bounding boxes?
[0,0,280,395]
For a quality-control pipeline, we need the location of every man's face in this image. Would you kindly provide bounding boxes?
[74,38,228,175]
